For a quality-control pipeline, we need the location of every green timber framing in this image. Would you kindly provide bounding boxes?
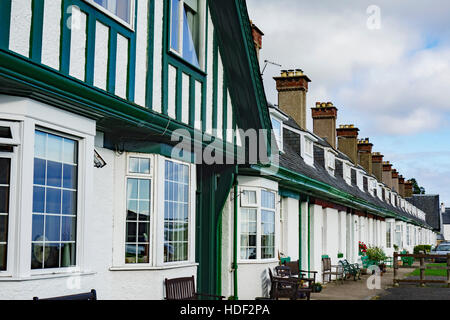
[0,0,273,299]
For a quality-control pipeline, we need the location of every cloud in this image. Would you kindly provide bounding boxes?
[247,0,450,203]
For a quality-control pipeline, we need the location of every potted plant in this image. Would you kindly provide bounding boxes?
[366,246,388,274]
[312,282,323,293]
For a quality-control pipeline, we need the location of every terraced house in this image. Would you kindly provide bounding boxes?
[0,0,437,301]
[0,0,274,299]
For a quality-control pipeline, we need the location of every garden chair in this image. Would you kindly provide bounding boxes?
[322,257,344,284]
[33,289,97,300]
[165,276,225,300]
[268,268,311,300]
[283,260,318,288]
[339,260,361,281]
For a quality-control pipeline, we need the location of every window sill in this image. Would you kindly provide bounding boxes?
[0,271,96,282]
[237,259,278,265]
[109,262,199,272]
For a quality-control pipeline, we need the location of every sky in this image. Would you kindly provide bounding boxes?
[246,0,450,207]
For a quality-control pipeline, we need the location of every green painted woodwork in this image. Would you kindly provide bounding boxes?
[0,0,12,50]
[196,165,236,299]
[30,0,44,63]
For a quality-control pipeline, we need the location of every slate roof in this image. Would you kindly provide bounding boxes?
[406,195,441,231]
[277,111,432,228]
[444,209,450,225]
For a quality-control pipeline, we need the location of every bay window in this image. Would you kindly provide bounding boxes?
[170,0,202,68]
[240,188,277,261]
[31,130,78,270]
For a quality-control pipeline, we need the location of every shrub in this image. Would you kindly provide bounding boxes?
[366,246,387,263]
[413,245,432,254]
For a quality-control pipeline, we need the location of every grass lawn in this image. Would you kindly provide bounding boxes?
[408,263,448,277]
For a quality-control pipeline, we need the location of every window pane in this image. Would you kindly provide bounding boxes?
[129,158,140,173]
[94,0,131,23]
[182,4,200,68]
[63,164,77,190]
[47,161,62,188]
[45,215,61,242]
[47,134,63,162]
[170,0,180,52]
[31,244,43,269]
[44,243,60,269]
[60,243,76,268]
[0,187,9,214]
[62,190,77,215]
[32,215,44,242]
[242,190,256,205]
[0,244,6,270]
[46,188,62,214]
[125,244,137,264]
[33,158,46,186]
[137,244,149,263]
[33,187,45,214]
[62,139,77,164]
[61,217,76,242]
[0,158,11,185]
[34,131,47,159]
[139,159,150,174]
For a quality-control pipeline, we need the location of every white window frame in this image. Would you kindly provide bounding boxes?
[326,150,336,176]
[238,187,279,263]
[169,0,206,70]
[240,187,259,208]
[0,121,20,147]
[124,154,154,266]
[83,0,136,30]
[0,148,18,277]
[30,127,84,276]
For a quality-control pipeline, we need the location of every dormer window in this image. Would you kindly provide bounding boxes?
[344,163,351,185]
[271,117,283,152]
[303,136,314,166]
[170,0,203,68]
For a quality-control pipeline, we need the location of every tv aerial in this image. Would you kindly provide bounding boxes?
[261,59,282,75]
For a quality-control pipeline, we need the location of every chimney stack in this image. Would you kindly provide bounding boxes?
[250,21,264,62]
[274,69,311,130]
[357,138,373,175]
[404,180,413,198]
[398,175,405,197]
[336,125,359,164]
[372,152,384,182]
[391,169,399,193]
[382,161,393,189]
[311,102,338,149]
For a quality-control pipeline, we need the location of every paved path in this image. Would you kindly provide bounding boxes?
[312,267,450,300]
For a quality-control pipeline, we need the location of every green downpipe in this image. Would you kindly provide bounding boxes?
[233,177,239,300]
[307,196,311,271]
[299,198,302,272]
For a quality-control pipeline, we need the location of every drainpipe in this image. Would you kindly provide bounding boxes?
[233,176,239,300]
[307,196,311,271]
[299,197,302,272]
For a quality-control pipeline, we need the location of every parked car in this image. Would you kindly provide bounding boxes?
[430,242,450,263]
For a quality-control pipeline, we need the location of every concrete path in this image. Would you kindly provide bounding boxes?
[311,268,412,300]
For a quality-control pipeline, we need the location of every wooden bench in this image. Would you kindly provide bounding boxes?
[165,276,225,300]
[268,268,311,300]
[33,289,97,300]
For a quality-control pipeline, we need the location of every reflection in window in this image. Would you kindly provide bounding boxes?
[261,190,275,259]
[0,158,11,271]
[32,131,78,269]
[125,178,151,264]
[93,0,132,24]
[271,118,282,150]
[164,160,190,263]
[240,208,257,260]
[170,0,201,68]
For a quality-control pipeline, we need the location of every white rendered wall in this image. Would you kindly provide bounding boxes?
[93,22,109,90]
[280,197,299,261]
[41,0,62,70]
[9,0,32,57]
[134,0,149,106]
[69,7,87,81]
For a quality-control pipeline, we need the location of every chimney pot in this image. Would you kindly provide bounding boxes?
[311,101,338,149]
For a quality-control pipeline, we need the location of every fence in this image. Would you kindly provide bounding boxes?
[393,252,450,287]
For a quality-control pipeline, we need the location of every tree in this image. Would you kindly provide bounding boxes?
[410,178,426,195]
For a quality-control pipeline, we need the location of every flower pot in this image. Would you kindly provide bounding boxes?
[312,285,322,293]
